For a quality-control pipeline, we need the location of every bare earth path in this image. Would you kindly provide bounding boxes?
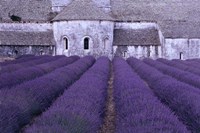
[19,62,117,133]
[98,63,116,133]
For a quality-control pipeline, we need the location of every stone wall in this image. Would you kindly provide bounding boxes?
[51,0,73,12]
[163,38,200,60]
[51,0,111,13]
[0,23,52,32]
[93,0,111,13]
[113,45,162,59]
[188,39,200,59]
[0,45,54,57]
[113,22,162,59]
[115,22,158,30]
[0,23,55,57]
[1,21,200,60]
[53,20,114,58]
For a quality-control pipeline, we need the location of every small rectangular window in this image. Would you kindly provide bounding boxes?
[64,38,68,50]
[123,51,127,57]
[180,52,183,60]
[84,38,89,50]
[65,43,68,50]
[84,44,89,49]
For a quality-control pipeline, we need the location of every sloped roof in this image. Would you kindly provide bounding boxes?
[0,0,200,39]
[113,28,161,46]
[53,0,114,21]
[0,0,53,22]
[158,20,200,38]
[0,31,55,46]
[111,0,200,22]
[0,0,200,22]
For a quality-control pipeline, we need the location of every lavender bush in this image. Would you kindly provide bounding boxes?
[172,59,191,65]
[127,57,200,132]
[157,58,200,76]
[186,59,200,67]
[172,59,200,70]
[0,56,79,89]
[15,54,35,59]
[0,55,40,66]
[0,55,63,74]
[24,57,110,133]
[113,57,189,133]
[186,59,200,63]
[0,56,95,133]
[143,58,200,89]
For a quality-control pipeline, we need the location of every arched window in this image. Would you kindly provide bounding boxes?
[84,37,89,50]
[14,50,18,55]
[40,49,44,55]
[63,37,68,50]
[180,52,183,60]
[104,37,109,49]
[13,48,18,55]
[123,51,127,57]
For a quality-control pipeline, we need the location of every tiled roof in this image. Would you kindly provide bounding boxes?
[0,0,53,22]
[53,0,114,21]
[0,0,200,38]
[158,20,200,38]
[113,28,161,46]
[0,31,55,46]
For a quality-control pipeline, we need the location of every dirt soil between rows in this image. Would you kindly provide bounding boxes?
[98,63,116,133]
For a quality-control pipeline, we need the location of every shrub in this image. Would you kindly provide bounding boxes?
[0,56,95,133]
[0,55,48,66]
[0,55,62,74]
[143,58,200,89]
[113,57,189,133]
[0,56,79,89]
[157,58,200,76]
[128,57,200,132]
[24,57,110,133]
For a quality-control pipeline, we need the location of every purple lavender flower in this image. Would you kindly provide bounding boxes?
[0,56,95,133]
[24,57,110,133]
[114,57,189,133]
[0,56,79,89]
[143,58,200,89]
[127,57,200,132]
[0,55,63,74]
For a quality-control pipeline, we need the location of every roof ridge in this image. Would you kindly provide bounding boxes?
[52,0,114,21]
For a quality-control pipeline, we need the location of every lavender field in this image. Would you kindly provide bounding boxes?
[0,55,200,133]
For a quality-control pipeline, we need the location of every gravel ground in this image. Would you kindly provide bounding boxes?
[98,64,116,133]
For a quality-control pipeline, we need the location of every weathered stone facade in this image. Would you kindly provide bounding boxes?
[113,45,162,59]
[1,20,200,60]
[0,23,55,57]
[164,39,200,60]
[0,0,200,59]
[0,45,54,57]
[113,22,162,59]
[53,21,114,58]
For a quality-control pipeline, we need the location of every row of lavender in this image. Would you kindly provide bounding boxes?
[0,56,95,133]
[0,55,66,74]
[128,58,200,132]
[1,56,200,133]
[0,56,80,89]
[0,55,40,66]
[24,57,199,133]
[143,58,200,89]
[113,57,189,132]
[24,57,110,133]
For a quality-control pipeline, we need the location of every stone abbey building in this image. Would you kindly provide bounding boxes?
[0,0,200,59]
